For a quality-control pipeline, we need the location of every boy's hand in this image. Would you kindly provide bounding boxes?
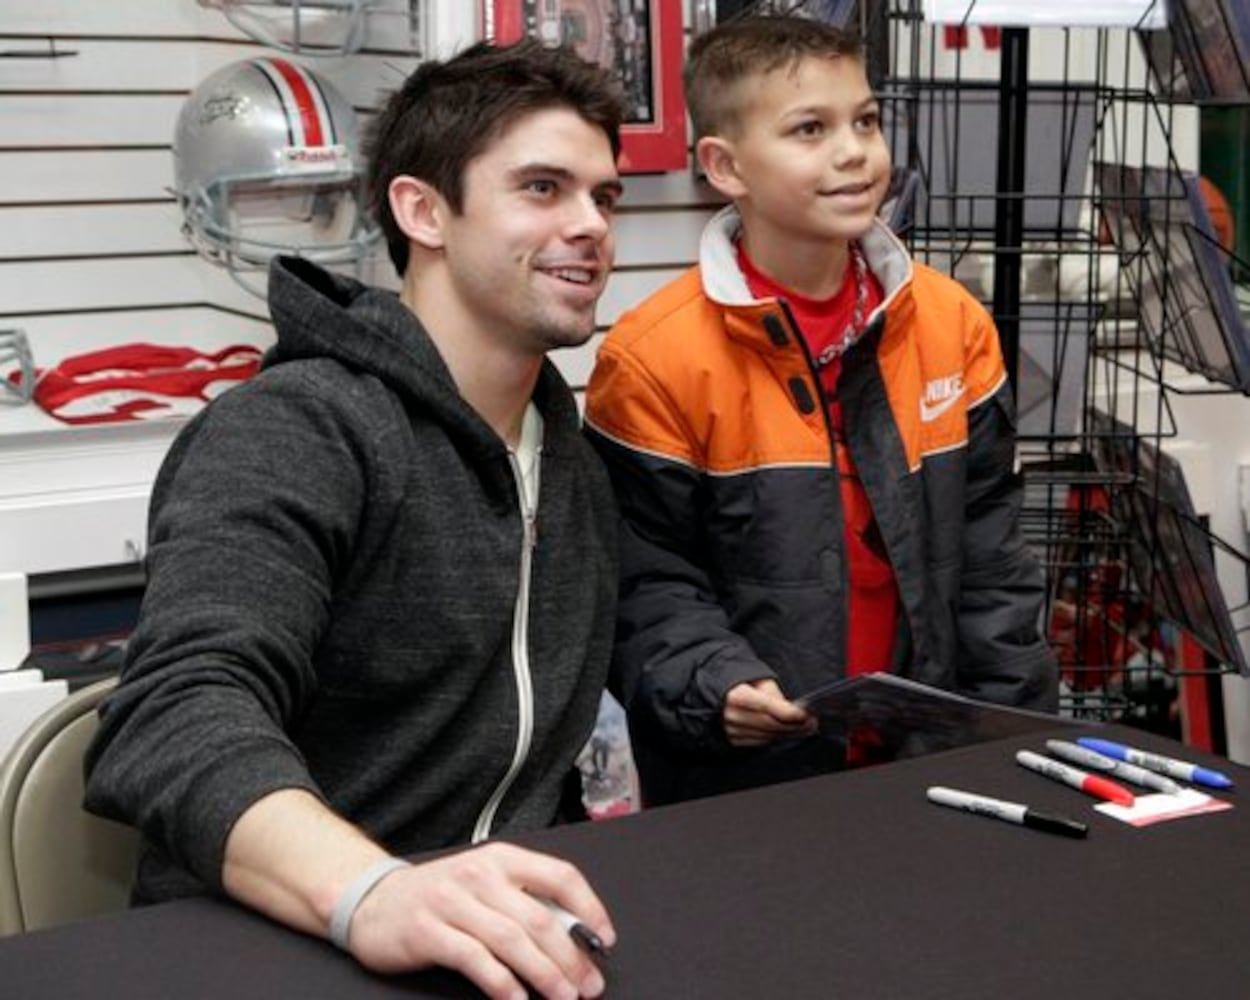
[722,679,817,747]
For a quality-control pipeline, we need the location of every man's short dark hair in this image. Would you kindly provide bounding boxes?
[684,15,864,143]
[364,39,626,277]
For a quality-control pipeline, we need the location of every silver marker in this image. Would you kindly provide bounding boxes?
[1046,739,1182,795]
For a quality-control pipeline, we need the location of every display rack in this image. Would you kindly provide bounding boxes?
[883,1,1250,740]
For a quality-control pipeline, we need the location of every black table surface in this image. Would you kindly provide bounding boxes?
[3,725,1247,999]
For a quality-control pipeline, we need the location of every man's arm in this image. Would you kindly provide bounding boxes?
[83,380,615,997]
[84,379,368,886]
[224,789,613,1000]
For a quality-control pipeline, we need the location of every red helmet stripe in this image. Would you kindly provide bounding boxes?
[264,57,327,147]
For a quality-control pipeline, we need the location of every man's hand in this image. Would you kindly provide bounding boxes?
[723,678,816,747]
[349,842,613,1000]
[223,791,614,1000]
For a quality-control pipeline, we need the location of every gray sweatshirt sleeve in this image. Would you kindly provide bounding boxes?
[83,368,372,890]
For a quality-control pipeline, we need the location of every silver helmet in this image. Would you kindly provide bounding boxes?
[173,56,379,281]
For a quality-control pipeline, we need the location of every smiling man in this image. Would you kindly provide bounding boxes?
[585,15,1057,806]
[85,41,624,1000]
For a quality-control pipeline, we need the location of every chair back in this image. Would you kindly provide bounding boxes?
[0,676,139,935]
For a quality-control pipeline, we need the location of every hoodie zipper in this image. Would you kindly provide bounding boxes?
[471,447,541,843]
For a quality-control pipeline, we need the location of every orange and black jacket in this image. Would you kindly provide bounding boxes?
[585,208,1057,803]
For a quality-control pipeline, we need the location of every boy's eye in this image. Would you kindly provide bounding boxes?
[793,119,824,138]
[526,178,558,197]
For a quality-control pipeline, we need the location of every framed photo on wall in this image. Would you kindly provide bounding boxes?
[694,1,857,33]
[482,1,687,173]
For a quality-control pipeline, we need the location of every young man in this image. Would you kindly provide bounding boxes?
[585,16,1057,805]
[85,41,625,1000]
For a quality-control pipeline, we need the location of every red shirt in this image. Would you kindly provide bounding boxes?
[737,245,898,676]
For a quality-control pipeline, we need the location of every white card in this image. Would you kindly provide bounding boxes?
[1096,787,1234,827]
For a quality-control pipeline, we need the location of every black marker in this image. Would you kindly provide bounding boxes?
[927,785,1088,838]
[537,897,609,956]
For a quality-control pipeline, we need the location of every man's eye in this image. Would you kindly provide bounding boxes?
[594,191,619,213]
[527,179,557,196]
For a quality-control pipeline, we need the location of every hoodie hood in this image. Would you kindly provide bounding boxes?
[264,256,581,459]
[267,255,463,414]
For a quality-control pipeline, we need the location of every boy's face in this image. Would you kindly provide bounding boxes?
[438,106,622,354]
[704,55,890,250]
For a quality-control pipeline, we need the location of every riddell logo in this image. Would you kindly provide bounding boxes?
[286,147,339,163]
[280,144,349,173]
[919,373,965,423]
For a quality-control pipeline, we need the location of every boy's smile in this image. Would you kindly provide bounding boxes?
[818,180,879,206]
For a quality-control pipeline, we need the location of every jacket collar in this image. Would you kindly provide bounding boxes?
[698,205,916,353]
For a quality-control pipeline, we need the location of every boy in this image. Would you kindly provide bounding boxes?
[86,40,623,1000]
[585,16,1057,805]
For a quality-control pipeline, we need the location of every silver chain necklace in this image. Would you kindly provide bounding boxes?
[813,243,868,371]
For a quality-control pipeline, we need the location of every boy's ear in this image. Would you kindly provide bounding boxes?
[696,136,748,201]
[388,175,446,251]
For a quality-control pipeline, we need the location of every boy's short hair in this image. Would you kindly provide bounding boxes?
[364,39,625,276]
[685,15,865,142]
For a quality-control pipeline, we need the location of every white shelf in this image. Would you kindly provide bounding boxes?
[0,307,274,578]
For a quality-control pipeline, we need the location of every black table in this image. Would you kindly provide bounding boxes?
[2,726,1246,998]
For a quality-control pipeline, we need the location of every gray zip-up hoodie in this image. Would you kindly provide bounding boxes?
[84,256,618,904]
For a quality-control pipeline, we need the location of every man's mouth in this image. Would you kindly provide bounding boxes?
[545,266,596,284]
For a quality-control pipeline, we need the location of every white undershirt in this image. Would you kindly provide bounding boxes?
[511,401,543,514]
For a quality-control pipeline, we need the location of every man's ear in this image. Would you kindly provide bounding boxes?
[388,175,446,251]
[696,136,747,201]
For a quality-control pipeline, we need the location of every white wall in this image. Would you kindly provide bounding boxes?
[0,1,716,577]
[1,3,261,575]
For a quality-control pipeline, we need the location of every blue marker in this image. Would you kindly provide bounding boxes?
[1078,738,1234,790]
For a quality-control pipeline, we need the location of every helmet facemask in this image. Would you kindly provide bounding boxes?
[198,0,380,57]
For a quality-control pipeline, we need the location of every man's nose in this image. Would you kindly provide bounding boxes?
[565,191,611,241]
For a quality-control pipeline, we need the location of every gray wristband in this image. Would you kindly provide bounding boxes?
[328,857,409,951]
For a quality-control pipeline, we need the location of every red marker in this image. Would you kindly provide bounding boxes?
[1016,750,1136,807]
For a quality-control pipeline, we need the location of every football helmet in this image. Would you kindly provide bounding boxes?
[198,0,380,57]
[173,56,379,289]
[1,328,35,404]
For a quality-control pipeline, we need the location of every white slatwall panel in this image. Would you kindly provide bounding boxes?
[2,41,190,91]
[0,258,258,316]
[7,95,185,146]
[1,4,200,35]
[4,204,187,258]
[1,0,429,44]
[0,1,705,577]
[0,150,171,203]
